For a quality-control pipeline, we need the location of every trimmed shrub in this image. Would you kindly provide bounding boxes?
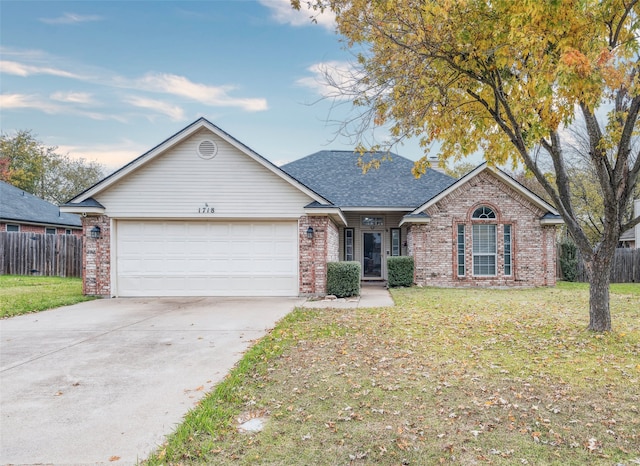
[387,256,414,287]
[326,261,361,297]
[559,238,579,282]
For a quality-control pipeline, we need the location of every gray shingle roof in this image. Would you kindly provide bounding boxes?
[281,151,456,208]
[0,181,82,227]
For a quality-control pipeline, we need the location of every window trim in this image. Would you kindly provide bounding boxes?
[390,228,401,256]
[45,227,56,235]
[344,228,354,261]
[472,223,497,276]
[472,206,496,219]
[6,224,20,232]
[504,224,512,276]
[457,224,465,276]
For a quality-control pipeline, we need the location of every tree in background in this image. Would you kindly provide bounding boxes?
[0,130,104,204]
[293,0,640,331]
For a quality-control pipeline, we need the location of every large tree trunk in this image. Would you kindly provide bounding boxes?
[586,251,613,332]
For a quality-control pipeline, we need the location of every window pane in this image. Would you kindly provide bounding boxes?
[362,217,383,226]
[45,228,56,235]
[457,224,465,276]
[345,229,354,261]
[474,255,496,275]
[7,224,20,232]
[504,224,512,276]
[472,224,496,276]
[473,224,496,253]
[472,206,496,219]
[391,228,400,256]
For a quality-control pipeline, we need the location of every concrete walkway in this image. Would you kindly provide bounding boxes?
[0,296,304,465]
[302,283,395,309]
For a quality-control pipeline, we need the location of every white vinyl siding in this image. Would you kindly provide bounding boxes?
[114,220,298,297]
[97,129,314,218]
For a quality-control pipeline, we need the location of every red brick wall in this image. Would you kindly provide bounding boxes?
[407,171,559,287]
[299,216,339,295]
[0,222,82,236]
[82,215,111,296]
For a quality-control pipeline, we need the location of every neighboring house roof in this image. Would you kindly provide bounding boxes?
[619,228,635,241]
[281,150,456,209]
[64,118,330,207]
[0,181,81,228]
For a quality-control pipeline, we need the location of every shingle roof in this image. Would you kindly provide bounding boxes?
[281,151,456,208]
[0,181,82,227]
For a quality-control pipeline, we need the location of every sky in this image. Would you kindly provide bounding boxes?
[1,0,435,171]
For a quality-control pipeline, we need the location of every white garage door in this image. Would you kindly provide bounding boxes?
[115,220,298,297]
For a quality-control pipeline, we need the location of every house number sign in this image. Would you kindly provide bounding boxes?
[198,203,215,214]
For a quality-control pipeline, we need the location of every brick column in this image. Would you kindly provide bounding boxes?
[82,215,111,297]
[299,216,338,296]
[407,224,429,286]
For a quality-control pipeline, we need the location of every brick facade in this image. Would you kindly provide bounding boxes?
[299,216,339,296]
[82,215,111,297]
[0,222,82,236]
[407,171,559,287]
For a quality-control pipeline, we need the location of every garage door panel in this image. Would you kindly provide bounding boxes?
[115,221,298,297]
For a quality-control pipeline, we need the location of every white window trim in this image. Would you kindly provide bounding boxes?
[472,223,497,276]
[457,224,465,276]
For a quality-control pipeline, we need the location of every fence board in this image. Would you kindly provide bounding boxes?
[0,232,83,277]
[558,246,640,283]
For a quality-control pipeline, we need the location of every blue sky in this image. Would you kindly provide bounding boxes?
[1,0,432,171]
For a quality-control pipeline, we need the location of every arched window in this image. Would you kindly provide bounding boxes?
[472,206,496,219]
[471,206,497,275]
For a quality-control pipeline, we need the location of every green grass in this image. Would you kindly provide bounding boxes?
[145,284,640,465]
[0,275,95,318]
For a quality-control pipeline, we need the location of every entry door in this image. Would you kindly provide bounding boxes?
[363,231,382,278]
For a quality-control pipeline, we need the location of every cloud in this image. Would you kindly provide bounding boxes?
[124,95,185,121]
[0,60,85,79]
[258,0,335,31]
[136,72,268,112]
[0,93,62,113]
[50,91,96,104]
[57,140,145,169]
[297,61,361,100]
[0,93,126,122]
[39,13,103,25]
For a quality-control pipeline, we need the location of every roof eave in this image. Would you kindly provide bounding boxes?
[540,217,565,225]
[409,163,561,217]
[303,205,347,226]
[60,205,105,216]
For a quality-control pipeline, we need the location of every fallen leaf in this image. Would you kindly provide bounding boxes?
[109,456,120,462]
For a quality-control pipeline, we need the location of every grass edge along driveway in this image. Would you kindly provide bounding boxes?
[0,275,95,318]
[145,282,640,466]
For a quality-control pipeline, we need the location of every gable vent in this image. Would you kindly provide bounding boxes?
[197,139,218,159]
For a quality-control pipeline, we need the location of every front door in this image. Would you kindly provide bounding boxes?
[363,231,382,278]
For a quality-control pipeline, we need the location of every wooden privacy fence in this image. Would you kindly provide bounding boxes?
[0,232,83,277]
[558,246,640,283]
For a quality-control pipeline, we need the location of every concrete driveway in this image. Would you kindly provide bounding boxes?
[0,296,303,465]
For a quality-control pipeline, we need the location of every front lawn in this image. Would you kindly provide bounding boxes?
[146,283,640,465]
[0,275,94,318]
